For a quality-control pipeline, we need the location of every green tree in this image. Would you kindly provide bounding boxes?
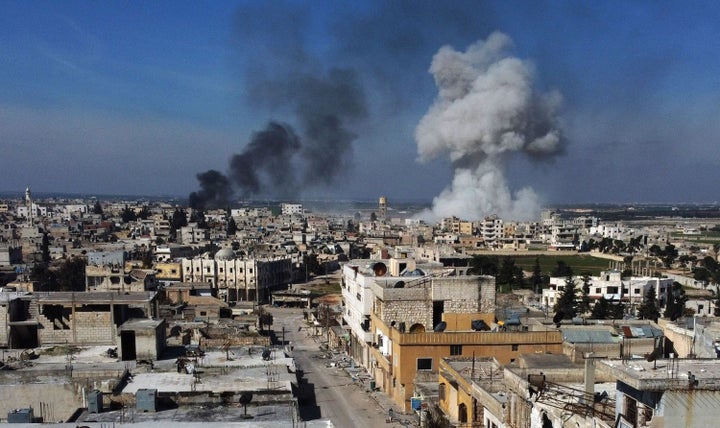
[579,274,592,315]
[29,263,58,290]
[190,209,208,229]
[591,296,610,319]
[56,257,87,291]
[92,200,103,215]
[663,282,687,320]
[226,217,237,236]
[497,257,517,289]
[137,206,150,220]
[661,244,678,268]
[121,207,137,223]
[554,274,578,319]
[41,232,51,264]
[469,255,498,276]
[609,300,626,319]
[170,208,188,234]
[637,287,660,321]
[531,257,543,294]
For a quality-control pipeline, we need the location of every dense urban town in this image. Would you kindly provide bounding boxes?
[1,189,720,427]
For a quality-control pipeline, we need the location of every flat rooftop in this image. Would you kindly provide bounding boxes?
[35,291,157,304]
[598,358,720,391]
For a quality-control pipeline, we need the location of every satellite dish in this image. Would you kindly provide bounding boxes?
[373,262,388,277]
[239,393,253,419]
[239,393,253,405]
[434,321,447,332]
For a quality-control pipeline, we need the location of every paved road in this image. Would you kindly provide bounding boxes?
[268,307,409,428]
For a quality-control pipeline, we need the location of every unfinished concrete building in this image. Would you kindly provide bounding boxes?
[0,291,158,348]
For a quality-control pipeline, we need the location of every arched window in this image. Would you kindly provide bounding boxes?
[458,403,468,423]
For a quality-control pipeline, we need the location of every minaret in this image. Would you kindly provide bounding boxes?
[378,196,387,222]
[25,186,33,226]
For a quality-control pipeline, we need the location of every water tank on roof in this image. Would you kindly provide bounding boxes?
[373,262,387,277]
[87,389,103,413]
[136,389,157,412]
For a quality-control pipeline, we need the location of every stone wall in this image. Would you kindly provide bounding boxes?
[378,287,432,332]
[433,276,496,313]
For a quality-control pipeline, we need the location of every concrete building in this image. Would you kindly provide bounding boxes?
[598,358,720,428]
[155,261,182,286]
[0,291,157,348]
[281,203,303,216]
[342,259,565,411]
[118,318,166,361]
[181,251,292,304]
[480,215,504,248]
[543,270,673,314]
[368,275,564,411]
[341,258,447,368]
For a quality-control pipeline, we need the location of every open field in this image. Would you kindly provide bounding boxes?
[509,254,615,276]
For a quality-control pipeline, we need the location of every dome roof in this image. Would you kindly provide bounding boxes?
[214,248,236,261]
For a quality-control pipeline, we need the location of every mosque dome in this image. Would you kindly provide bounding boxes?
[214,248,236,261]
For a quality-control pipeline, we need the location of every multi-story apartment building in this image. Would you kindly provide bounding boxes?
[181,250,291,304]
[342,255,565,411]
[543,269,673,313]
[480,215,503,248]
[280,203,303,216]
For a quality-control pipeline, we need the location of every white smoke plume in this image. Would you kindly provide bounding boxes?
[415,32,563,222]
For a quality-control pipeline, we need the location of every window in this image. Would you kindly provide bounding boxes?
[171,269,177,274]
[439,383,446,400]
[417,358,432,370]
[512,344,519,351]
[200,311,207,316]
[634,288,641,295]
[450,345,462,356]
[458,403,468,423]
[595,288,601,294]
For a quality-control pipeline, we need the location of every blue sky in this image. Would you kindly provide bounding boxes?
[2,1,720,207]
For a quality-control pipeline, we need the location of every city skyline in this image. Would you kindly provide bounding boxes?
[2,1,720,213]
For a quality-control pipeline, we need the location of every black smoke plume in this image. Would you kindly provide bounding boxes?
[229,121,301,197]
[188,170,231,211]
[189,4,367,207]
